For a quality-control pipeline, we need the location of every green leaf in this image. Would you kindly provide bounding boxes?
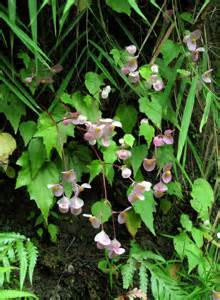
[139,65,152,80]
[91,200,112,223]
[28,162,59,221]
[16,152,32,189]
[101,141,117,163]
[167,181,183,200]
[190,178,214,221]
[139,97,162,128]
[0,84,26,133]
[125,209,142,237]
[139,122,155,146]
[133,191,156,235]
[160,199,172,215]
[104,164,115,186]
[85,72,104,98]
[115,104,138,133]
[59,0,76,33]
[127,0,149,23]
[0,132,16,165]
[48,223,59,243]
[61,92,101,122]
[191,227,203,248]
[77,0,92,11]
[180,214,193,232]
[155,145,175,167]
[19,121,37,146]
[160,39,181,66]
[28,138,46,178]
[88,160,102,182]
[174,232,203,273]
[199,91,212,132]
[124,134,135,147]
[0,290,38,299]
[105,0,131,15]
[130,145,147,176]
[34,112,58,158]
[177,76,198,161]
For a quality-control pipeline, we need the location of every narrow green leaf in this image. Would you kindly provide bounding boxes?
[199,91,212,132]
[177,76,198,161]
[0,290,38,299]
[105,0,131,15]
[59,0,76,33]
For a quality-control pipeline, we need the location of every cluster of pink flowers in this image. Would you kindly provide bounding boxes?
[142,156,172,198]
[48,169,91,215]
[147,64,164,91]
[128,181,152,203]
[153,129,174,147]
[183,29,212,83]
[63,114,122,147]
[94,230,125,259]
[121,45,140,84]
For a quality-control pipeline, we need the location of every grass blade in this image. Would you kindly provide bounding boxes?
[177,75,198,161]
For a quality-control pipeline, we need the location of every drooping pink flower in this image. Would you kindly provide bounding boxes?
[70,196,84,215]
[47,184,64,197]
[98,119,122,147]
[121,56,138,75]
[121,166,132,178]
[128,181,152,203]
[191,47,205,62]
[101,85,111,99]
[183,30,201,51]
[153,135,165,147]
[163,129,174,145]
[202,69,213,83]
[125,45,137,55]
[153,79,164,91]
[57,196,71,213]
[62,169,77,183]
[143,158,156,172]
[151,64,159,73]
[83,214,101,228]
[94,230,111,249]
[128,71,140,83]
[117,207,132,224]
[161,163,172,183]
[116,149,132,160]
[107,239,125,258]
[153,182,168,198]
[84,123,104,145]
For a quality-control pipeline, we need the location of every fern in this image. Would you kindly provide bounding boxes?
[0,232,38,295]
[0,289,38,299]
[139,263,148,294]
[26,240,38,285]
[16,240,28,290]
[121,257,136,289]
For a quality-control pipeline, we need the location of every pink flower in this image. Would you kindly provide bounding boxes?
[125,45,137,55]
[128,181,152,203]
[153,79,164,91]
[183,30,201,51]
[57,196,71,213]
[63,112,87,125]
[83,214,101,228]
[117,207,132,224]
[24,76,33,83]
[143,158,156,172]
[107,239,125,258]
[191,47,205,62]
[116,149,132,160]
[84,123,104,145]
[163,129,174,145]
[121,56,138,75]
[62,169,77,183]
[128,71,140,83]
[202,69,213,83]
[121,166,132,178]
[101,85,111,99]
[70,196,84,215]
[161,163,172,183]
[47,184,64,197]
[153,135,164,147]
[153,182,168,198]
[94,230,111,248]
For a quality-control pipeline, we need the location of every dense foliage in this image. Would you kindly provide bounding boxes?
[0,0,219,299]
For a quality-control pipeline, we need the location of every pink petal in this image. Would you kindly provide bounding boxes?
[48,184,64,197]
[143,158,156,172]
[121,166,132,178]
[125,45,137,55]
[94,230,111,246]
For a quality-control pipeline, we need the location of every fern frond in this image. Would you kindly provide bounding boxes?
[26,241,38,285]
[139,263,148,294]
[16,240,28,290]
[2,256,10,282]
[0,233,25,244]
[0,289,38,299]
[121,258,136,289]
[150,267,188,300]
